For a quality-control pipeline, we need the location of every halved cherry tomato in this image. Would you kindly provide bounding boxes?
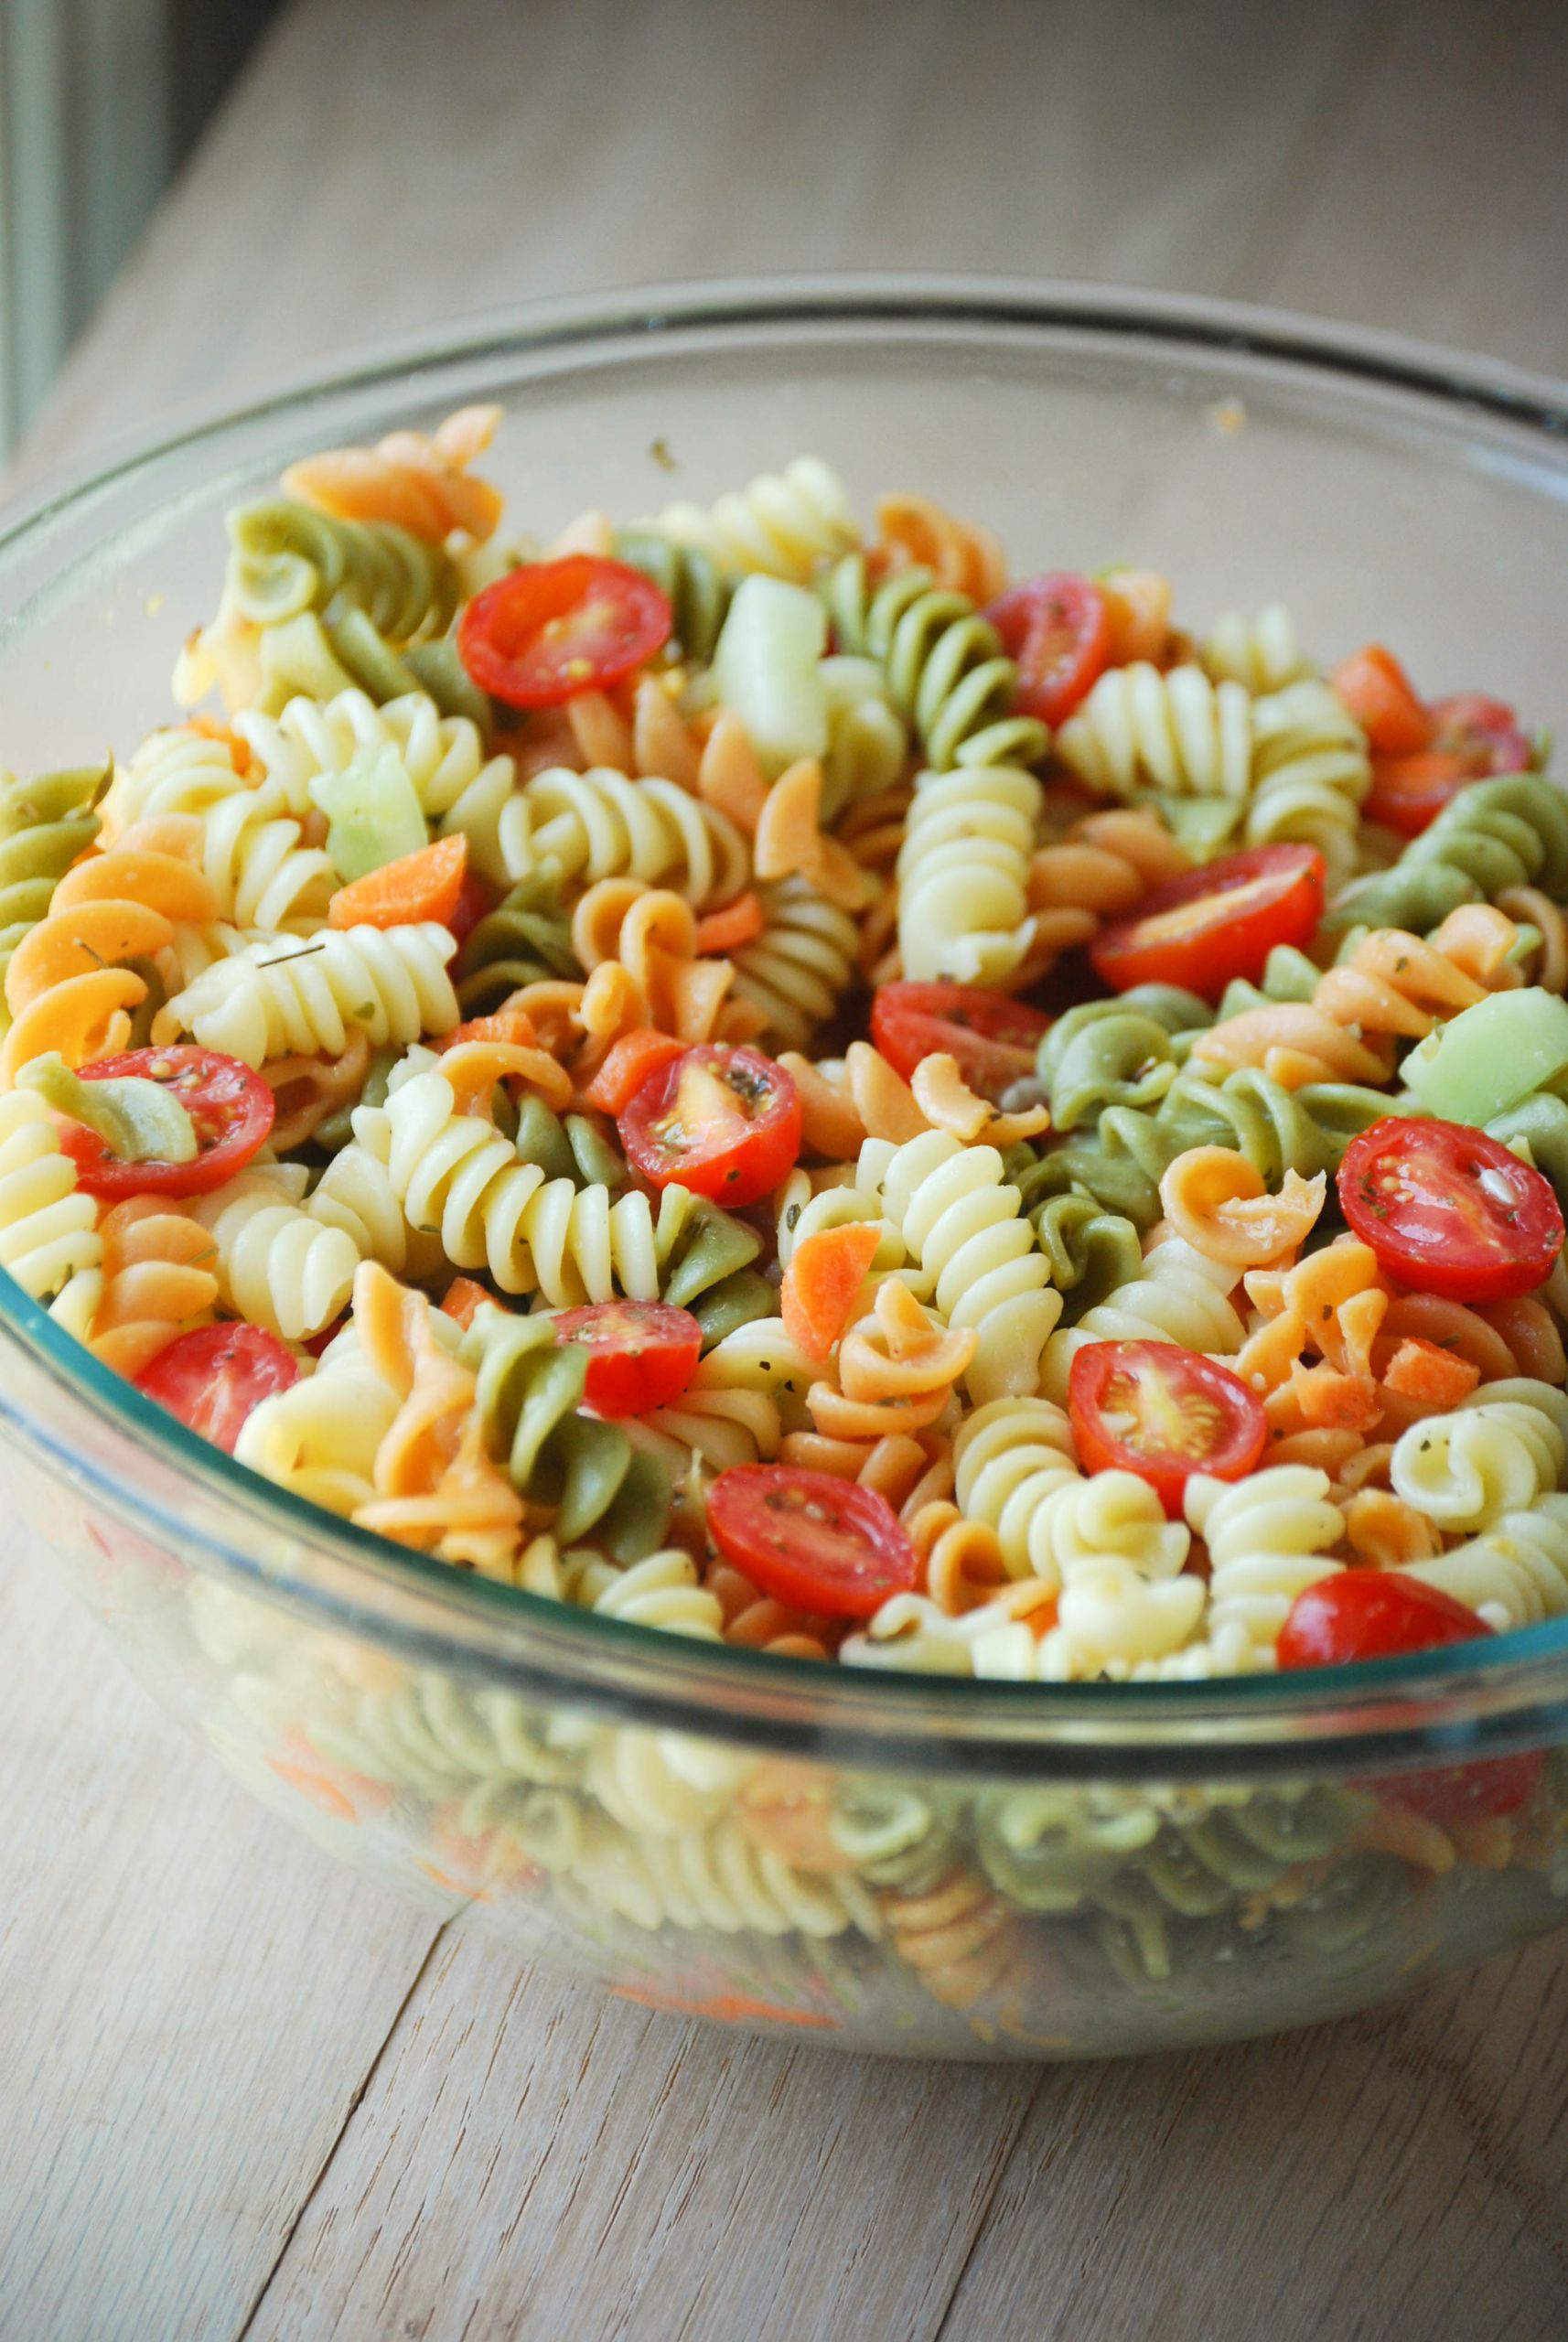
[1338,1118,1563,1304]
[552,1299,702,1417]
[1278,1569,1485,1669]
[1330,645,1434,757]
[1068,1339,1266,1518]
[619,1044,800,1208]
[986,572,1110,726]
[1366,693,1532,837]
[707,1464,918,1619]
[1089,843,1325,1003]
[1277,1570,1542,1818]
[136,1323,299,1454]
[457,555,672,709]
[871,982,1052,1101]
[58,1045,275,1200]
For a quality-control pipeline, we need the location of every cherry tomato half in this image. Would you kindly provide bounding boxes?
[1338,1117,1564,1304]
[59,1046,275,1200]
[870,982,1052,1101]
[457,555,672,710]
[1276,1570,1543,1819]
[1068,1339,1266,1519]
[135,1323,299,1455]
[552,1299,703,1417]
[706,1464,918,1619]
[619,1044,801,1209]
[1366,692,1532,837]
[1089,843,1325,1003]
[986,573,1110,726]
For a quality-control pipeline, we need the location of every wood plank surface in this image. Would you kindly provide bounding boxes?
[6,2,1568,2337]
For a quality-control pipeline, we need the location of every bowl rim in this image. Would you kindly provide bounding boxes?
[8,269,1568,1781]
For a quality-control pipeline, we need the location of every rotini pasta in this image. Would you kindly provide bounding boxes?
[18,417,1568,1735]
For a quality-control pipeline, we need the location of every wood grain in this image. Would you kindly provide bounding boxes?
[7,1,1568,2337]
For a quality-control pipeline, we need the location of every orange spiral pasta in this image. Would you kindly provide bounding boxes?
[348,1262,521,1575]
[805,1281,976,1444]
[878,1864,1025,2009]
[1191,905,1524,1087]
[88,1196,220,1377]
[1157,1147,1325,1272]
[1,820,220,1083]
[1025,808,1192,963]
[570,879,760,1055]
[282,404,505,545]
[872,493,1008,602]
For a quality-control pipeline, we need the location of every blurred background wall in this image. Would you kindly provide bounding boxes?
[0,0,279,451]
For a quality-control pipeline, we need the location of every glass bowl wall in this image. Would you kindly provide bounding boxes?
[7,279,1568,2058]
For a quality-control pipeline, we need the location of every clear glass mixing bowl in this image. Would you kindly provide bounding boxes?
[7,278,1568,2058]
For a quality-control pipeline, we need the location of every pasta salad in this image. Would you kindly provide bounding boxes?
[8,404,1568,1717]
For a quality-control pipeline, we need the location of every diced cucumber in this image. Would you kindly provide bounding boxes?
[310,743,429,882]
[1402,985,1568,1124]
[711,575,828,778]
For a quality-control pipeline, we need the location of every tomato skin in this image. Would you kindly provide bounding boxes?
[1089,843,1325,1003]
[986,573,1110,726]
[1069,1340,1266,1518]
[135,1324,299,1454]
[1277,1569,1542,1818]
[457,555,672,709]
[1278,1570,1486,1668]
[870,982,1052,1100]
[619,1045,801,1209]
[1338,1118,1564,1304]
[552,1300,702,1417]
[58,1046,275,1199]
[446,866,496,949]
[1365,692,1531,837]
[706,1465,918,1619]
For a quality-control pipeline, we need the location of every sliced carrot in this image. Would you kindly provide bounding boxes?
[1329,645,1434,757]
[580,1026,687,1114]
[1379,1338,1482,1407]
[780,1222,883,1364]
[435,1006,538,1051]
[1288,1362,1385,1431]
[441,1276,500,1330]
[694,890,766,955]
[328,833,468,931]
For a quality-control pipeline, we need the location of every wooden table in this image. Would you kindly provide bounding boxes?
[6,2,1568,2334]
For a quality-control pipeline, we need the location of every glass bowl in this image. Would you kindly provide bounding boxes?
[7,277,1568,2060]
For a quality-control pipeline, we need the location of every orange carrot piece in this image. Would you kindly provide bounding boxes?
[435,1006,538,1051]
[580,1026,687,1114]
[1329,645,1433,757]
[328,833,468,931]
[1379,1338,1482,1407]
[780,1222,883,1364]
[694,890,766,955]
[440,1277,501,1331]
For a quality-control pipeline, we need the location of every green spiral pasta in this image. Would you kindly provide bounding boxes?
[452,871,582,1015]
[459,1304,671,1558]
[659,1197,773,1348]
[818,555,1047,770]
[1019,1064,1391,1231]
[613,527,733,662]
[226,498,460,640]
[1013,1186,1144,1326]
[255,609,492,731]
[1488,1090,1568,1214]
[1321,771,1568,935]
[1034,987,1209,1131]
[0,763,111,1031]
